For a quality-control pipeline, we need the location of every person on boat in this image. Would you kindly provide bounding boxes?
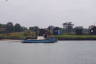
[44,32,48,38]
[44,31,52,38]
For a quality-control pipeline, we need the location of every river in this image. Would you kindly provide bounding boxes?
[0,40,96,64]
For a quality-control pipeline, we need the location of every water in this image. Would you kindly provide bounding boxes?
[0,40,96,64]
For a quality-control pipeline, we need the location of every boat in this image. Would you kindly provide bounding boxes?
[22,37,57,43]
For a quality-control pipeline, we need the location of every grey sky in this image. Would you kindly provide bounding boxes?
[0,0,96,28]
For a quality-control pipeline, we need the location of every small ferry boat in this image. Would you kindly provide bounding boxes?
[22,37,57,43]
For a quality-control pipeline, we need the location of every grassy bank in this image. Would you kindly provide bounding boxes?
[1,32,96,40]
[55,35,96,40]
[0,32,26,40]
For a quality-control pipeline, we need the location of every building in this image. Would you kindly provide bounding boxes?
[53,27,62,35]
[63,22,74,33]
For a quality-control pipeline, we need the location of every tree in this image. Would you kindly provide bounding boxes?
[21,26,28,31]
[47,26,55,34]
[6,22,14,33]
[89,25,96,35]
[29,26,39,35]
[14,23,22,32]
[0,24,7,33]
[74,26,83,35]
[29,26,39,31]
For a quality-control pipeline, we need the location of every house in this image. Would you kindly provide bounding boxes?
[48,26,62,35]
[53,27,62,35]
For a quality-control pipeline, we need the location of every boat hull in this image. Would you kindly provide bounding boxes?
[22,37,57,43]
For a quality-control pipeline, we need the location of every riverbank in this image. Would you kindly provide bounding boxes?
[0,32,96,40]
[0,32,25,40]
[55,35,96,40]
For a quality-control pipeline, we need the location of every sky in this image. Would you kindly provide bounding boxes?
[0,0,96,28]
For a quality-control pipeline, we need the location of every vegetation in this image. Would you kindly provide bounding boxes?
[0,31,37,39]
[55,34,96,38]
[89,25,96,35]
[74,26,83,35]
[0,32,25,39]
[0,22,96,40]
[55,34,96,40]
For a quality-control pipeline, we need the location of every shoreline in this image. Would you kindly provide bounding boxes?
[55,35,96,40]
[0,38,96,41]
[0,38,23,41]
[57,39,96,40]
[56,37,96,40]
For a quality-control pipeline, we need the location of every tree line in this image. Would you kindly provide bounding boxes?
[0,22,96,35]
[0,22,27,33]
